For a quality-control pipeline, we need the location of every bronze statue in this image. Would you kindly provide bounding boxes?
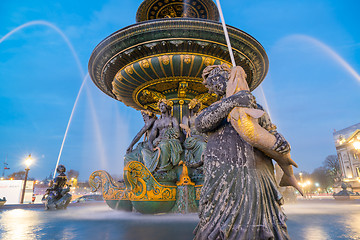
[141,99,183,174]
[124,110,157,165]
[43,165,72,210]
[180,99,207,183]
[194,65,291,239]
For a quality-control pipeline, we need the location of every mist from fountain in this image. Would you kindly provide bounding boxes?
[85,84,108,169]
[280,34,360,84]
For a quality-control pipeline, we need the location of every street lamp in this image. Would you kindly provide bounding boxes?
[20,154,32,204]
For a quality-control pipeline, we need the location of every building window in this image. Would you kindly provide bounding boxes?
[357,167,360,177]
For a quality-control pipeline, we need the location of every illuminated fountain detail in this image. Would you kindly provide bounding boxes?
[88,0,269,214]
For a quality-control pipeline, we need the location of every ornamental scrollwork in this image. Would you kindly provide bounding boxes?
[89,170,129,200]
[124,161,177,201]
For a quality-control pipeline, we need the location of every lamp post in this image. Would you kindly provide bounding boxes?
[20,154,32,204]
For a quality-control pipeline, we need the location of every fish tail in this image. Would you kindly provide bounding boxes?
[280,174,304,196]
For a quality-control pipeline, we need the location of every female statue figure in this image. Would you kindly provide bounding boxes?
[194,64,291,240]
[141,99,183,174]
[180,99,207,169]
[124,110,157,165]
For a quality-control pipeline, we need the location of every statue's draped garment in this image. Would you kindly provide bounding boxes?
[194,92,290,240]
[142,128,182,173]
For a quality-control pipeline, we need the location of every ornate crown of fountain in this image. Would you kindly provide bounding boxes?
[88,0,268,120]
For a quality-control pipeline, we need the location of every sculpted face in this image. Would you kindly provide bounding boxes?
[159,102,168,113]
[204,72,228,97]
[141,111,149,122]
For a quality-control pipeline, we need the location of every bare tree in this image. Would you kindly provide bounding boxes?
[311,167,333,191]
[323,155,341,183]
[7,171,26,179]
[67,169,79,179]
[7,171,35,181]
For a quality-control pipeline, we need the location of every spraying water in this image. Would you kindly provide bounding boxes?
[0,20,89,178]
[215,0,236,67]
[215,0,272,119]
[281,34,360,84]
[53,74,89,178]
[0,20,85,78]
[258,85,272,119]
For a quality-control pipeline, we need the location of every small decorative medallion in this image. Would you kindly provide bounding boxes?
[204,57,215,66]
[141,59,150,68]
[184,55,191,64]
[125,66,134,75]
[115,73,122,81]
[161,55,170,65]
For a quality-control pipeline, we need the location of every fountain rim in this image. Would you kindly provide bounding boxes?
[88,18,269,103]
[89,18,267,61]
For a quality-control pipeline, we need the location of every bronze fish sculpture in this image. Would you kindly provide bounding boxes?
[226,66,303,196]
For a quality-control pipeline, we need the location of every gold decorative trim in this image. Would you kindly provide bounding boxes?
[124,161,177,201]
[133,77,203,109]
[195,185,202,201]
[100,36,259,84]
[187,55,195,77]
[89,170,130,201]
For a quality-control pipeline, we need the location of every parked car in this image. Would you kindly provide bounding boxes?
[72,194,103,203]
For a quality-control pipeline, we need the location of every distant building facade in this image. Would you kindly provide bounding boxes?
[333,122,360,192]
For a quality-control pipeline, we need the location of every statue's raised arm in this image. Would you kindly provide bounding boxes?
[196,65,255,133]
[126,110,156,154]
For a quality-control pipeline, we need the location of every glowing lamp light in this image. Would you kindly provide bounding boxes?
[24,154,33,168]
[315,182,320,187]
[353,141,360,150]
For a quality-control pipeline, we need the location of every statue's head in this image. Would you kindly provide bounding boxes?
[188,98,202,113]
[141,110,156,121]
[57,165,66,174]
[157,99,173,114]
[202,64,231,97]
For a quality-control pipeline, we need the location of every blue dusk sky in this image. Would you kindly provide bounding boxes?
[0,0,359,180]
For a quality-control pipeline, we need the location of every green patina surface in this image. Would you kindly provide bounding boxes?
[131,200,176,214]
[106,200,133,211]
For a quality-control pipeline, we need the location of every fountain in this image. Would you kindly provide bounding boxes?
[333,182,360,201]
[88,0,268,214]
